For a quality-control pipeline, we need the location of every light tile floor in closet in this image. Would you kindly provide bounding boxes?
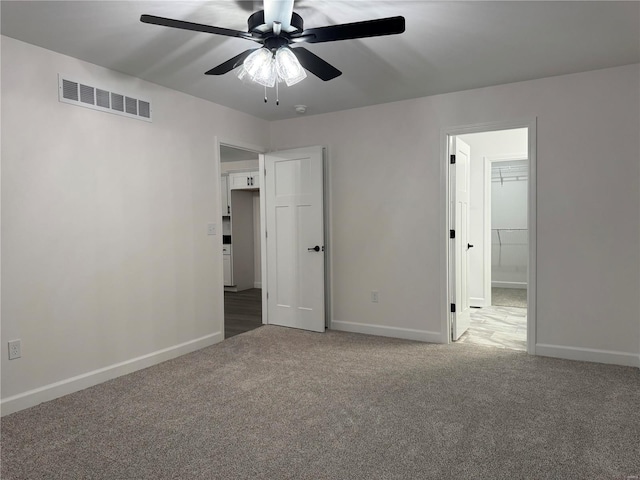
[458,305,527,351]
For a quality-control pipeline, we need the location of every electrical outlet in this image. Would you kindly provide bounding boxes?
[371,291,379,303]
[207,223,217,235]
[8,340,21,360]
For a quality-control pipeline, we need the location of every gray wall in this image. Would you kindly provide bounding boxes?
[2,34,639,415]
[1,37,270,413]
[270,63,640,366]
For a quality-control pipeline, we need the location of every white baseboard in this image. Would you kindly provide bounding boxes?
[254,282,262,288]
[1,332,223,416]
[536,343,640,368]
[331,320,442,343]
[492,281,527,289]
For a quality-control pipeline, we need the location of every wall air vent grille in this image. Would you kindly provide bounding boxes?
[125,97,137,115]
[96,89,110,108]
[111,93,124,112]
[80,84,95,105]
[58,74,152,123]
[62,79,79,101]
[138,100,150,119]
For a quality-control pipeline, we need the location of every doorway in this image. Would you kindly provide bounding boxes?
[217,141,329,338]
[219,142,265,339]
[445,122,536,353]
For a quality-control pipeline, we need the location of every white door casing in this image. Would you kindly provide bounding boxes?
[441,119,536,354]
[452,137,472,340]
[264,146,325,333]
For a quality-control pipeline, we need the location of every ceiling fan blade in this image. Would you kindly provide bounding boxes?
[205,49,259,75]
[295,16,405,44]
[140,14,258,42]
[292,47,341,81]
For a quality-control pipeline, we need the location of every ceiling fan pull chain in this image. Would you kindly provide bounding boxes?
[276,81,280,106]
[264,85,267,103]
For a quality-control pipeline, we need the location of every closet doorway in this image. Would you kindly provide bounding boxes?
[219,143,264,339]
[446,124,536,353]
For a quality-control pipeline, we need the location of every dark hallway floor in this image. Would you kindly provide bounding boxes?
[224,288,262,339]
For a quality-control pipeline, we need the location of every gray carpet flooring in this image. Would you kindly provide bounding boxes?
[2,326,639,479]
[492,287,527,307]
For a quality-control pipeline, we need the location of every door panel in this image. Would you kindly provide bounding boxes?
[453,137,472,340]
[265,146,325,333]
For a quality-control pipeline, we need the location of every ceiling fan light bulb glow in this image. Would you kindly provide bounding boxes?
[253,59,277,87]
[275,47,307,86]
[243,48,271,77]
[236,65,248,81]
[244,48,277,87]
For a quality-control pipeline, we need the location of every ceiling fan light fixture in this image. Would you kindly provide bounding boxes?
[243,47,277,87]
[275,47,307,86]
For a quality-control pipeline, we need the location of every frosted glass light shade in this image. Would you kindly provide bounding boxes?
[243,48,277,87]
[275,47,307,86]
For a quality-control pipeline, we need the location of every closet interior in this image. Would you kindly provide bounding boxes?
[490,159,528,292]
[454,128,529,352]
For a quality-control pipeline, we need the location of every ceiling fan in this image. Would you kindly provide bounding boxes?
[140,0,405,95]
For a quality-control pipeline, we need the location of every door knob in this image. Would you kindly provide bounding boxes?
[467,243,474,249]
[308,246,321,252]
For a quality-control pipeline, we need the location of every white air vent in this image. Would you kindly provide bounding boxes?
[58,74,152,123]
[125,96,137,115]
[62,79,79,101]
[138,100,150,119]
[96,89,110,108]
[111,93,124,112]
[80,84,95,105]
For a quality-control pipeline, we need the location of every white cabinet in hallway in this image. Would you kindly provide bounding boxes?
[229,171,260,190]
[221,169,261,292]
[223,245,232,286]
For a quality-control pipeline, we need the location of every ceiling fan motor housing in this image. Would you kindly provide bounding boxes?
[264,36,290,52]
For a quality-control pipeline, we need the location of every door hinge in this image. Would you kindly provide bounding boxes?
[265,230,268,238]
[267,291,269,300]
[450,303,456,313]
[450,154,456,164]
[450,229,455,239]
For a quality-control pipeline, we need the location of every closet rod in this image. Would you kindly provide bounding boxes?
[492,228,527,247]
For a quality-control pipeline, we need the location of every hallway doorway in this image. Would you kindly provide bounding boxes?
[446,124,535,352]
[219,143,264,339]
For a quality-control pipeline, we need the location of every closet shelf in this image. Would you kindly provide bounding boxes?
[492,164,528,184]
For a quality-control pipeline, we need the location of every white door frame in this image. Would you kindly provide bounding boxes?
[214,137,267,328]
[441,119,537,355]
[216,140,331,330]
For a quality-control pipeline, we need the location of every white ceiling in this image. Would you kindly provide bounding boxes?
[2,1,639,121]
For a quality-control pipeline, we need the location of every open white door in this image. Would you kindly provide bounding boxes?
[264,146,325,333]
[452,137,472,340]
